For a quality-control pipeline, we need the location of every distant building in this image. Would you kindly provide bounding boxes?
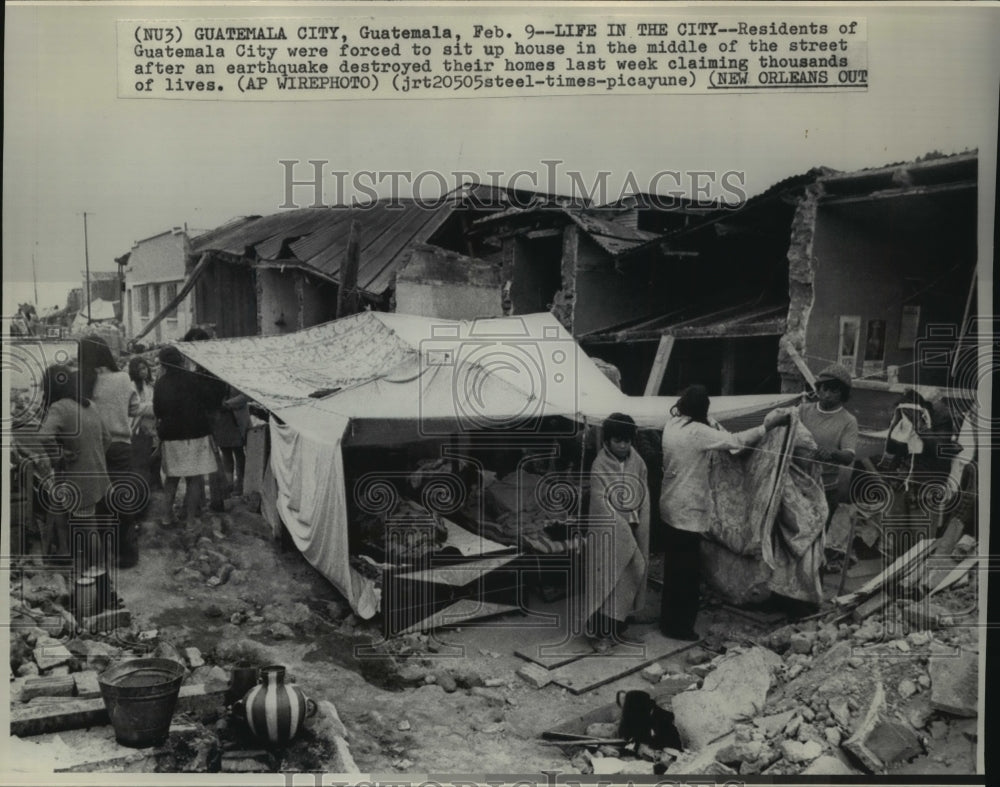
[80,270,122,317]
[118,227,203,344]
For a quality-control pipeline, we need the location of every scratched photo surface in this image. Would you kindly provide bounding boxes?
[2,2,996,785]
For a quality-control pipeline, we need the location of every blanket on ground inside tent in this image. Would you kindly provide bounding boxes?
[700,411,828,604]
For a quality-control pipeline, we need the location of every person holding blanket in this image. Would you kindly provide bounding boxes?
[584,412,650,653]
[659,385,789,641]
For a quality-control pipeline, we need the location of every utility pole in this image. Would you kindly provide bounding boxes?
[32,251,39,305]
[83,212,92,323]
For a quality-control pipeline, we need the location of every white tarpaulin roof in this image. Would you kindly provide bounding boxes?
[175,311,796,619]
[177,311,634,435]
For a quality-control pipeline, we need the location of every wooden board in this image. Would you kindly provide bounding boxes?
[835,538,935,607]
[515,636,598,670]
[548,632,698,695]
[643,335,675,396]
[393,555,517,586]
[396,599,519,635]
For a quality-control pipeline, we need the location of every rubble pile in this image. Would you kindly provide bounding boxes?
[9,561,130,684]
[555,531,980,776]
[10,556,357,773]
[164,515,247,589]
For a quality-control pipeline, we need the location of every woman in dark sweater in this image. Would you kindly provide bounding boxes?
[153,346,219,526]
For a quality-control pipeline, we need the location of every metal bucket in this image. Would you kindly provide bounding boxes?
[98,658,185,747]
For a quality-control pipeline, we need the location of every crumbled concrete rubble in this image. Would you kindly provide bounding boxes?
[558,573,978,776]
[9,557,357,774]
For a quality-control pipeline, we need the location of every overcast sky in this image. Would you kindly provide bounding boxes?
[3,2,998,312]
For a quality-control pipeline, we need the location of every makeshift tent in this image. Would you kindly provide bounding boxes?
[177,311,796,618]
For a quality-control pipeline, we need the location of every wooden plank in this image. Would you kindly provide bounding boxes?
[835,538,934,607]
[20,676,76,702]
[515,636,596,669]
[395,599,518,635]
[393,555,517,586]
[853,591,889,622]
[900,517,965,593]
[643,335,675,396]
[779,336,817,392]
[927,556,979,597]
[11,684,226,738]
[548,632,697,695]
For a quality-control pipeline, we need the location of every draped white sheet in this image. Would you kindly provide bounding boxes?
[268,414,381,619]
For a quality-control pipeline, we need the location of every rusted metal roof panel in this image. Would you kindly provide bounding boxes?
[190,200,457,297]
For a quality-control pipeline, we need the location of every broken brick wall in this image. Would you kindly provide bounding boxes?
[778,184,823,393]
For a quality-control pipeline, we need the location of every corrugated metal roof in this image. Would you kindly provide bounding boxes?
[189,200,456,296]
[473,205,659,257]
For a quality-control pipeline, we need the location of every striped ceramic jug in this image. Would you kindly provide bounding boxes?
[235,665,316,746]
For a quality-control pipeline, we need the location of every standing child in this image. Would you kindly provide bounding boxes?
[585,413,650,652]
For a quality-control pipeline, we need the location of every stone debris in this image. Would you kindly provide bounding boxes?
[641,662,664,683]
[788,632,814,655]
[928,646,978,717]
[516,662,552,689]
[842,682,922,773]
[671,647,782,750]
[72,671,102,700]
[780,738,823,763]
[828,698,851,728]
[268,622,295,640]
[897,679,917,699]
[33,639,74,671]
[184,647,205,669]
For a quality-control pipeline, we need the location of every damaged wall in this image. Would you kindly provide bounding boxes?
[255,268,299,336]
[573,241,668,338]
[193,258,257,339]
[778,184,823,393]
[298,273,339,329]
[396,247,503,320]
[508,234,564,321]
[807,198,976,387]
[549,225,578,332]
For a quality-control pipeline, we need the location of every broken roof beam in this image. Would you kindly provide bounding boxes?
[582,318,787,345]
[524,228,563,240]
[820,180,975,206]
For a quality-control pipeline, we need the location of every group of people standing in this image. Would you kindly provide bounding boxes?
[585,364,858,650]
[35,329,250,568]
[153,331,249,527]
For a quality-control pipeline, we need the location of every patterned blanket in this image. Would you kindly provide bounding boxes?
[701,412,828,604]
